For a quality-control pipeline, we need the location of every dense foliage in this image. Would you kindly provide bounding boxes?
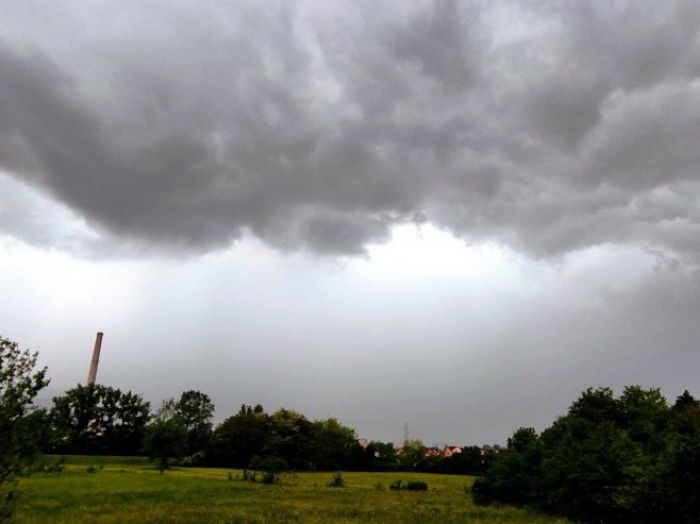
[472,386,700,523]
[42,385,495,474]
[0,336,50,520]
[208,405,489,473]
[142,418,188,471]
[49,384,151,455]
[154,390,215,463]
[210,404,360,470]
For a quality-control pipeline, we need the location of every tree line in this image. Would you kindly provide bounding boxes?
[41,384,490,474]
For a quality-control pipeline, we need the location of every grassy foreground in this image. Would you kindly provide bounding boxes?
[15,458,567,523]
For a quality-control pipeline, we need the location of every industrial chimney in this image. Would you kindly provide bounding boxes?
[87,332,103,386]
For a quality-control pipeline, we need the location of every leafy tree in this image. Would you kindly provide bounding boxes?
[265,408,312,469]
[540,418,642,522]
[399,438,427,470]
[142,418,188,471]
[619,386,671,455]
[211,405,270,467]
[645,391,700,523]
[449,445,488,474]
[472,427,542,507]
[0,336,50,520]
[50,384,150,455]
[157,390,215,458]
[304,418,357,470]
[568,386,622,424]
[365,441,400,471]
[673,390,699,411]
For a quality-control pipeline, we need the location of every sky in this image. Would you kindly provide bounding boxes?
[1,0,700,445]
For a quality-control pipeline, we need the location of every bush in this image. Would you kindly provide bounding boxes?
[180,451,206,467]
[388,479,428,491]
[32,456,65,474]
[327,472,344,488]
[389,479,404,491]
[258,456,288,484]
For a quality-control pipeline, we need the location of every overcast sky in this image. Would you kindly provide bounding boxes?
[1,0,700,445]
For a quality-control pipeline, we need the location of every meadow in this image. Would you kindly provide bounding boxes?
[14,457,568,523]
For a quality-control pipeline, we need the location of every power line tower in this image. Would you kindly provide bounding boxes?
[403,421,409,444]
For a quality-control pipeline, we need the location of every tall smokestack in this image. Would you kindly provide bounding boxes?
[87,332,103,386]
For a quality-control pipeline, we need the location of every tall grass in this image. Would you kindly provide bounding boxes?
[16,459,568,523]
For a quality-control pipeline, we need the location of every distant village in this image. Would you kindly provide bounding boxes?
[356,439,504,458]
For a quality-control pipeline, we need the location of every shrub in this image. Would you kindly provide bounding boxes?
[180,451,206,467]
[261,471,276,484]
[33,456,65,474]
[389,479,404,491]
[388,479,428,491]
[258,456,288,484]
[241,469,255,482]
[328,472,344,488]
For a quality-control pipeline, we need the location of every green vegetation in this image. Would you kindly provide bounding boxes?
[473,387,700,523]
[142,418,188,472]
[388,479,428,491]
[154,390,215,458]
[327,471,345,487]
[50,384,151,456]
[58,455,148,466]
[0,336,49,520]
[15,460,568,523]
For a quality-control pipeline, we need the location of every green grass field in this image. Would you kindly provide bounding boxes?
[15,458,568,523]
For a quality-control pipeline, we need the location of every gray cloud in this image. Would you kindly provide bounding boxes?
[1,1,700,259]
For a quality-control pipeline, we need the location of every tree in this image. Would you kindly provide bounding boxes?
[673,390,699,411]
[142,418,188,472]
[0,336,50,520]
[365,441,400,471]
[265,408,312,469]
[304,418,357,470]
[442,445,485,474]
[50,384,150,455]
[211,405,271,467]
[399,438,427,470]
[472,427,542,507]
[647,390,700,523]
[157,390,215,458]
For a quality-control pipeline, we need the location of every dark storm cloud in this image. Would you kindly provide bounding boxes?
[1,1,700,258]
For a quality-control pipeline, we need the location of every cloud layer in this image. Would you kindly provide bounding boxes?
[2,1,700,257]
